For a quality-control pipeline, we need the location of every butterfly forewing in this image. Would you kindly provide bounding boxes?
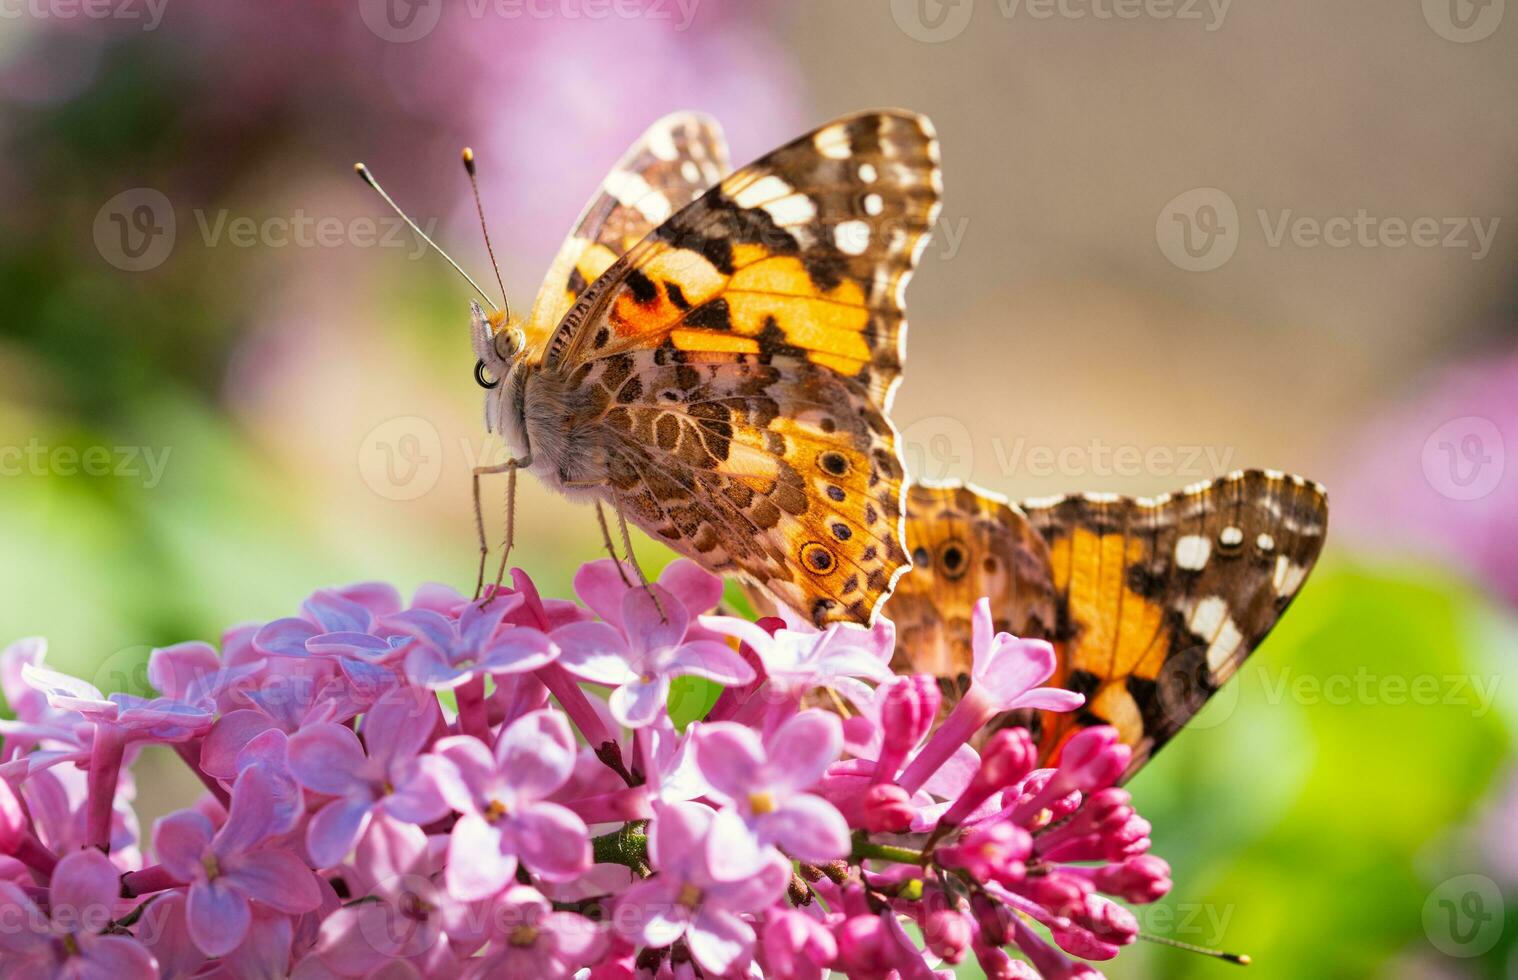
[524,112,732,351]
[529,110,942,626]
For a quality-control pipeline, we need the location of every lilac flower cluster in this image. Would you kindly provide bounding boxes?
[0,560,1172,978]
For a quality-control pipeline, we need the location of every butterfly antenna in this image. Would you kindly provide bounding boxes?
[1137,933,1251,966]
[352,161,499,311]
[461,147,510,320]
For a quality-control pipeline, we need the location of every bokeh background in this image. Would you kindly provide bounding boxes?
[3,0,1517,975]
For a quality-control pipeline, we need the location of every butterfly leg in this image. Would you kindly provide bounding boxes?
[482,455,532,607]
[471,460,514,601]
[594,500,635,588]
[614,501,667,623]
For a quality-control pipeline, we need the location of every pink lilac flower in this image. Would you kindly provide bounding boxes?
[553,584,753,728]
[694,709,851,874]
[287,685,451,866]
[0,562,1179,978]
[615,801,791,975]
[463,885,607,979]
[153,765,322,955]
[0,847,157,978]
[431,709,591,900]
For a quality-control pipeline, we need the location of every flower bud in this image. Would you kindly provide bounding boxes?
[861,783,914,833]
[1095,855,1172,903]
[923,908,972,963]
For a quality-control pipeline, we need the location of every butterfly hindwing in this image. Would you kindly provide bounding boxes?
[887,471,1328,781]
[530,110,942,626]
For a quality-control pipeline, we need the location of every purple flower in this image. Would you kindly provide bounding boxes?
[252,583,403,660]
[153,765,321,955]
[553,585,753,728]
[431,709,591,900]
[387,596,557,690]
[695,710,851,873]
[463,886,607,979]
[700,612,894,709]
[615,801,790,976]
[0,848,157,978]
[287,685,451,867]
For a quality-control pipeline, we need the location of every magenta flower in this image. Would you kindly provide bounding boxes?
[0,848,157,978]
[699,612,895,712]
[616,801,791,976]
[387,596,557,689]
[287,685,450,866]
[431,709,591,900]
[252,583,403,660]
[553,585,753,728]
[152,765,321,955]
[463,886,607,979]
[695,710,851,873]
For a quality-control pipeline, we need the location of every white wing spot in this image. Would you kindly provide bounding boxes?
[604,170,671,223]
[864,193,884,216]
[858,162,878,183]
[813,125,851,160]
[1256,532,1275,552]
[1218,526,1244,548]
[1175,534,1211,571]
[834,220,871,255]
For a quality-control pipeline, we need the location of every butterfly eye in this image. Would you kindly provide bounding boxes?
[494,328,524,361]
[474,359,499,390]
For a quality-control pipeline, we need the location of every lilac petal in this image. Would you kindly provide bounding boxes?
[200,710,278,779]
[481,628,558,675]
[362,686,438,767]
[446,814,516,902]
[550,622,636,685]
[664,641,755,686]
[153,809,215,881]
[225,849,321,913]
[692,723,764,801]
[433,736,498,810]
[305,631,393,660]
[336,581,403,619]
[186,880,251,956]
[608,676,669,729]
[971,596,995,670]
[147,642,220,700]
[618,877,686,948]
[306,797,373,868]
[765,710,842,793]
[73,933,158,978]
[508,803,590,882]
[315,903,412,972]
[303,590,374,634]
[658,559,724,616]
[572,559,633,627]
[217,911,293,979]
[495,710,576,800]
[356,815,430,887]
[50,849,121,924]
[544,909,608,962]
[134,891,204,979]
[620,584,689,656]
[976,635,1058,706]
[217,766,282,856]
[286,723,366,797]
[459,595,520,650]
[251,618,320,658]
[403,647,468,690]
[410,582,467,615]
[762,793,850,864]
[648,801,713,876]
[0,882,47,955]
[704,850,791,911]
[382,757,452,825]
[688,907,755,976]
[696,615,775,658]
[703,807,768,883]
[21,663,110,715]
[384,610,457,655]
[1009,687,1087,713]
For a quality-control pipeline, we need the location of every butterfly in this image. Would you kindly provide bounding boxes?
[467,110,942,627]
[884,470,1328,781]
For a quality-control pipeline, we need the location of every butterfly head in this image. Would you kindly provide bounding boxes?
[471,300,528,432]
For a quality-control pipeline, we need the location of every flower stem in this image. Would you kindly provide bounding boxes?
[173,740,231,809]
[12,833,56,876]
[456,676,489,741]
[851,837,927,866]
[121,864,182,897]
[591,825,648,872]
